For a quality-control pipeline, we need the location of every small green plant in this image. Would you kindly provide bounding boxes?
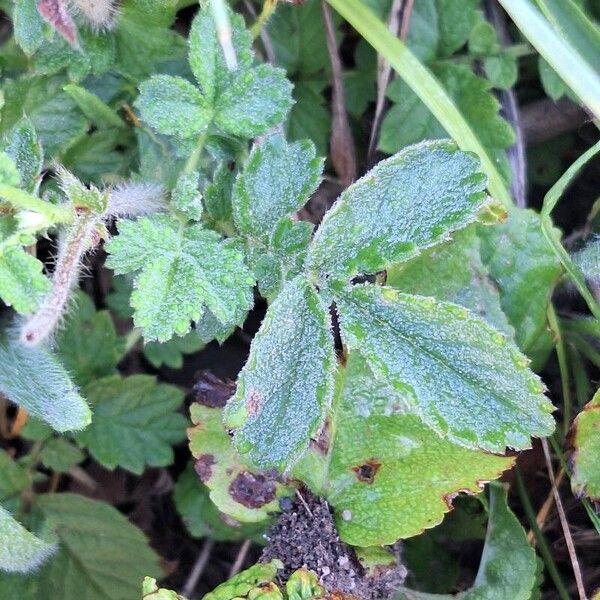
[1,0,599,599]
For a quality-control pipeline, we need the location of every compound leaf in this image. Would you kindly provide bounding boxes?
[75,374,186,475]
[304,354,513,546]
[233,135,321,239]
[306,140,488,283]
[570,389,600,500]
[0,331,90,432]
[136,75,212,139]
[0,506,56,574]
[0,247,50,315]
[189,403,290,522]
[214,64,293,139]
[105,215,254,342]
[223,277,335,470]
[33,493,161,599]
[335,284,555,452]
[40,438,85,473]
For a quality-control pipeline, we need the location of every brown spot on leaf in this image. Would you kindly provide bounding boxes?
[229,471,277,508]
[310,418,331,455]
[37,0,79,46]
[246,389,263,416]
[351,459,381,484]
[194,454,216,483]
[190,371,235,408]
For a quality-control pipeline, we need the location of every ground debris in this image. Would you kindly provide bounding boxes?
[260,491,406,599]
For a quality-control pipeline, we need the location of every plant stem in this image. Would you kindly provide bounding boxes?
[250,0,277,39]
[183,131,209,176]
[0,184,73,223]
[325,0,513,207]
[547,304,572,437]
[123,328,143,354]
[541,139,600,321]
[514,468,571,600]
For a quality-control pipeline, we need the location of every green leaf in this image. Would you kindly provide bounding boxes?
[387,227,513,336]
[105,214,254,342]
[570,389,600,500]
[188,7,253,103]
[13,0,48,55]
[335,284,555,452]
[0,506,56,574]
[171,171,203,221]
[0,247,50,314]
[136,75,212,139]
[33,493,162,599]
[143,330,205,369]
[233,135,322,239]
[397,483,537,599]
[2,117,43,193]
[142,578,188,600]
[468,21,500,55]
[572,237,600,281]
[297,354,513,546]
[224,277,336,470]
[75,374,186,474]
[202,561,282,600]
[214,64,293,139]
[40,438,85,473]
[0,331,91,432]
[115,0,185,81]
[483,54,518,90]
[380,64,515,182]
[306,140,488,283]
[63,84,125,130]
[539,58,568,101]
[478,208,562,368]
[189,403,290,522]
[0,152,21,186]
[55,291,122,386]
[0,450,29,505]
[0,75,88,158]
[173,462,267,542]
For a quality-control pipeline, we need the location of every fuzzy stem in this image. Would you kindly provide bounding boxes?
[20,211,98,346]
[250,0,278,39]
[0,184,73,224]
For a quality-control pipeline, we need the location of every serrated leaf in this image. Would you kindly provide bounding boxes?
[0,331,90,432]
[224,277,335,470]
[478,208,562,369]
[32,493,162,599]
[335,284,555,452]
[233,135,322,239]
[189,403,290,522]
[136,75,212,139]
[387,226,513,336]
[296,354,513,546]
[306,140,488,283]
[75,375,186,474]
[40,438,85,473]
[379,64,515,182]
[0,506,56,574]
[484,54,518,90]
[0,247,50,314]
[188,7,253,103]
[2,117,43,193]
[397,483,537,599]
[570,389,600,500]
[214,64,293,139]
[0,75,87,158]
[54,291,122,387]
[173,462,267,542]
[105,215,254,342]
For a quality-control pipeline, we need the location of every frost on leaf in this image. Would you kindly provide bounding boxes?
[188,403,291,523]
[75,374,187,475]
[0,330,90,432]
[135,6,293,141]
[105,214,254,342]
[570,389,600,500]
[293,354,513,546]
[306,140,488,283]
[0,506,56,573]
[335,284,555,453]
[223,276,336,471]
